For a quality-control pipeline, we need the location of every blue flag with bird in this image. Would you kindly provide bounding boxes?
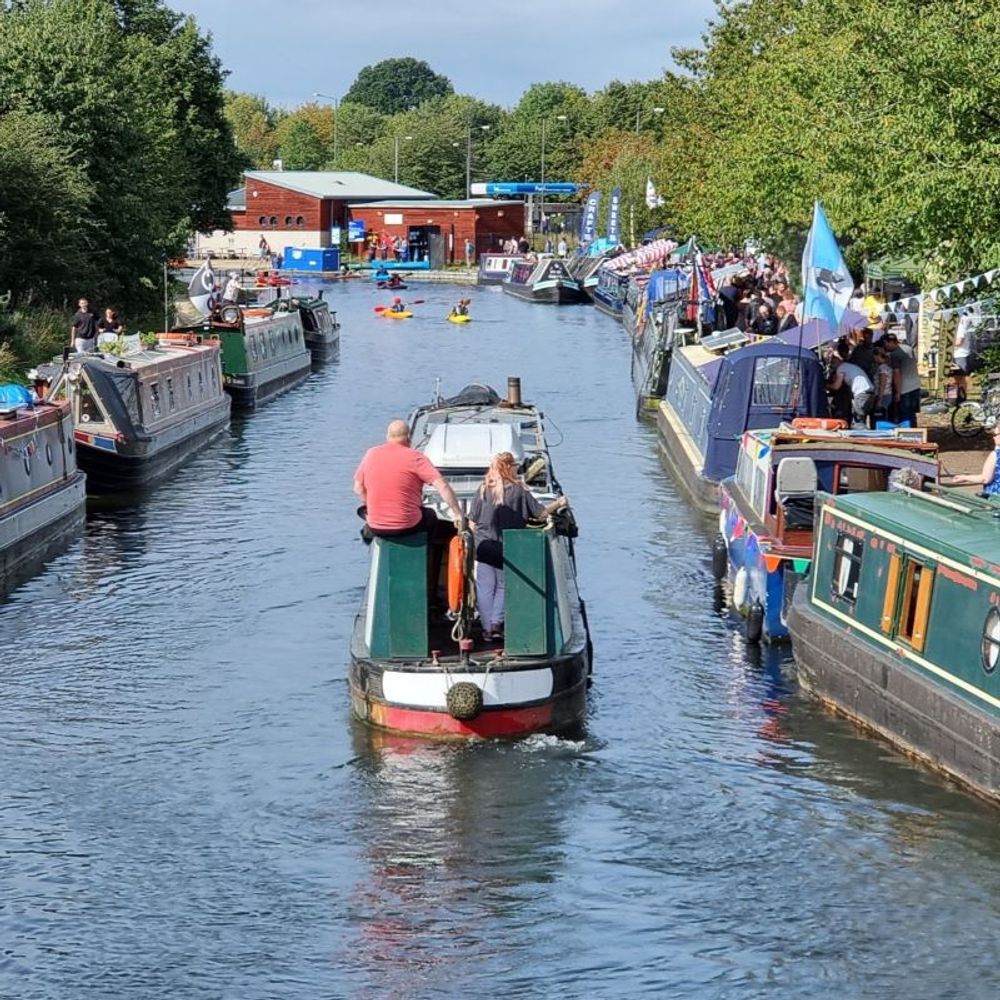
[801,201,853,330]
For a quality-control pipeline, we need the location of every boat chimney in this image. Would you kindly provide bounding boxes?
[507,376,522,406]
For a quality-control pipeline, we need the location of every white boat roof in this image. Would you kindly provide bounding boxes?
[422,423,524,470]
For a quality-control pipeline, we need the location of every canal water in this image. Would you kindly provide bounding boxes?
[2,282,999,999]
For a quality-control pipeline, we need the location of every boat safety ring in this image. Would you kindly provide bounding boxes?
[446,681,483,721]
[447,534,466,613]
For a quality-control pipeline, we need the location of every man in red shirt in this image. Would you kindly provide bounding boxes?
[354,419,463,537]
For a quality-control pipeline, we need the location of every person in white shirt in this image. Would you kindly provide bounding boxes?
[828,356,874,427]
[222,273,241,304]
[954,307,978,374]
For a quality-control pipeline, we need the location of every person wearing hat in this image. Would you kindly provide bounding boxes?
[222,272,241,304]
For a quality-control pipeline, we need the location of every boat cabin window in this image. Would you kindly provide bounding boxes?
[752,356,799,407]
[166,377,176,411]
[77,381,108,425]
[250,334,259,361]
[186,373,193,400]
[269,331,277,353]
[198,369,205,394]
[837,466,888,493]
[734,446,768,518]
[897,559,934,651]
[211,367,219,388]
[831,532,863,604]
[982,608,1000,674]
[149,382,161,418]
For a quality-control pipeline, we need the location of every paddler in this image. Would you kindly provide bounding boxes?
[386,274,404,289]
[389,296,406,314]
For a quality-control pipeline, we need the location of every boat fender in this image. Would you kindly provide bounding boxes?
[732,567,749,611]
[447,534,466,613]
[745,601,764,643]
[711,534,728,580]
[446,681,483,721]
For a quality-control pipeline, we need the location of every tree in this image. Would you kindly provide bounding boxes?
[343,57,453,116]
[225,91,278,169]
[276,118,327,171]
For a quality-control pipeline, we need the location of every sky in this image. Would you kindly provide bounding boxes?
[174,0,719,108]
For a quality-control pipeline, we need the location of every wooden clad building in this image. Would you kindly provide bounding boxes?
[195,171,435,257]
[348,199,525,266]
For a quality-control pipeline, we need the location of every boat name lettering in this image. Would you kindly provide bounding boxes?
[937,564,978,592]
[826,515,865,542]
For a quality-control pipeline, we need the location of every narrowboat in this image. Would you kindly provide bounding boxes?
[656,339,827,516]
[591,265,630,321]
[789,488,1000,802]
[199,303,312,409]
[566,250,617,302]
[630,268,691,416]
[716,423,940,642]
[40,334,231,494]
[349,380,593,738]
[477,253,525,285]
[0,390,86,595]
[283,295,340,361]
[502,257,585,305]
[622,275,649,340]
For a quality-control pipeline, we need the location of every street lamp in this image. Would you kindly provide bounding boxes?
[539,114,567,232]
[635,105,665,133]
[393,134,412,184]
[313,91,340,166]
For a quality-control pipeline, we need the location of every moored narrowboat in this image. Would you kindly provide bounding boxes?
[591,265,630,321]
[630,269,691,416]
[502,257,585,304]
[283,295,340,361]
[349,381,592,738]
[656,339,828,516]
[40,334,230,494]
[202,303,312,408]
[717,423,940,642]
[789,488,1000,802]
[477,253,525,285]
[0,390,86,595]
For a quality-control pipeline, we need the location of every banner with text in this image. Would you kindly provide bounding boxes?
[579,191,601,245]
[607,187,622,245]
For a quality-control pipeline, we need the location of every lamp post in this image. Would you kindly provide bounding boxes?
[455,124,491,200]
[313,91,339,166]
[539,114,567,233]
[393,134,412,184]
[635,105,665,133]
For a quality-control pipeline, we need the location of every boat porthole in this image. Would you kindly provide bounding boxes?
[46,443,53,465]
[982,608,1000,673]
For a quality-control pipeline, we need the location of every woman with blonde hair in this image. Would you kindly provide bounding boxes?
[468,452,566,641]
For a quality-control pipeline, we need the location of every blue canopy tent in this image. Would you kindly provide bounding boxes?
[702,340,828,481]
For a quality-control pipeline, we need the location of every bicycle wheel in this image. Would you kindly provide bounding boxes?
[952,399,987,437]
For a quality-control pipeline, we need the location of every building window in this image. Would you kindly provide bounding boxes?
[258,215,267,226]
[284,215,293,226]
[296,215,305,227]
[983,608,1000,673]
[269,215,277,227]
[831,533,863,604]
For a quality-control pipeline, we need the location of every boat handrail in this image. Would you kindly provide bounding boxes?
[894,483,980,514]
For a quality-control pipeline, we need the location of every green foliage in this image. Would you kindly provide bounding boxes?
[225,92,278,169]
[0,304,68,375]
[343,57,453,116]
[0,0,239,322]
[277,118,327,171]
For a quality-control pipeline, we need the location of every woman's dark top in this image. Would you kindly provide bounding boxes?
[469,482,543,567]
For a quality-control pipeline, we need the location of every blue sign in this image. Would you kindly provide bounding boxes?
[348,219,366,242]
[580,192,601,244]
[471,182,582,197]
[607,187,622,245]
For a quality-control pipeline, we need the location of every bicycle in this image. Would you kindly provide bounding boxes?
[951,373,1000,437]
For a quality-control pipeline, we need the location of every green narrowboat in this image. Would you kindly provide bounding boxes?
[789,487,1000,801]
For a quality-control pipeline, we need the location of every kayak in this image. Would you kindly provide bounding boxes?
[378,282,408,290]
[381,310,413,319]
[448,314,472,324]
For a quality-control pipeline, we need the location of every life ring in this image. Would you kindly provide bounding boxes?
[732,566,749,610]
[791,417,848,431]
[447,534,466,613]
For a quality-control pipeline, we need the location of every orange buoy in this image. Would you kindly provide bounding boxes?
[447,534,466,613]
[790,417,848,431]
